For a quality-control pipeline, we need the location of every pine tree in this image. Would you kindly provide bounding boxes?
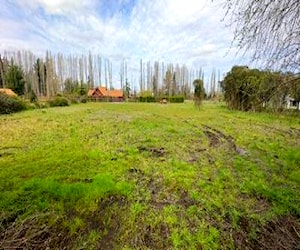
[5,64,25,95]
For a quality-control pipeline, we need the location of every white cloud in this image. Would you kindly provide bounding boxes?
[16,0,97,15]
[0,0,247,85]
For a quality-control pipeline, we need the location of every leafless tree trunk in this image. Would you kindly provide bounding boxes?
[88,52,94,88]
[140,59,143,92]
[104,59,108,89]
[98,55,102,86]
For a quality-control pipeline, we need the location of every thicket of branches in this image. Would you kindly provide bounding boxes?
[224,0,300,72]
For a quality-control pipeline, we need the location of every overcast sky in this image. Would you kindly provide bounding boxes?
[0,0,247,84]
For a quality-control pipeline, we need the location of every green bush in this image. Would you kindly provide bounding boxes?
[139,96,156,102]
[169,96,185,103]
[69,97,79,104]
[80,97,88,103]
[156,96,185,103]
[28,89,38,103]
[34,101,48,109]
[0,93,27,114]
[48,96,69,107]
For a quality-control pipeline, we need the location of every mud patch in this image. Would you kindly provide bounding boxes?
[87,195,128,249]
[239,193,271,216]
[252,216,300,250]
[203,129,222,147]
[233,216,300,250]
[142,223,170,249]
[0,195,129,250]
[178,189,197,208]
[137,146,166,157]
[0,213,74,250]
[68,178,93,183]
[202,125,247,155]
[129,170,196,210]
[202,125,235,148]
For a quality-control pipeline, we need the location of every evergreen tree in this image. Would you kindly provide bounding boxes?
[5,64,25,95]
[193,79,205,108]
[124,78,131,99]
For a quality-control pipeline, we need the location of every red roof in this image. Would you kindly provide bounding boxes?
[88,86,123,98]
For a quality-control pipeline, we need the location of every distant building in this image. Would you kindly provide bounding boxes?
[0,88,17,97]
[88,86,124,102]
[286,96,300,110]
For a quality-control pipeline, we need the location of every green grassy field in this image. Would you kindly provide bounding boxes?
[0,102,299,249]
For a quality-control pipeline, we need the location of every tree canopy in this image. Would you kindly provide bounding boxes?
[221,66,300,111]
[193,79,205,107]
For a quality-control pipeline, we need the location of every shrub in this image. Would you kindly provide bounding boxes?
[169,96,185,103]
[80,97,88,103]
[28,89,38,103]
[34,101,48,109]
[0,93,27,114]
[48,96,69,107]
[139,96,156,102]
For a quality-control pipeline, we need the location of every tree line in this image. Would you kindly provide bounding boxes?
[221,66,300,111]
[0,50,222,100]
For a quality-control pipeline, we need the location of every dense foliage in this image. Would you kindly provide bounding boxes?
[0,93,27,114]
[48,96,69,107]
[221,66,300,111]
[139,96,156,102]
[138,95,185,103]
[169,95,184,103]
[4,64,25,96]
[193,79,205,107]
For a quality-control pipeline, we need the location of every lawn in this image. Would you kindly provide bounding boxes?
[0,102,299,249]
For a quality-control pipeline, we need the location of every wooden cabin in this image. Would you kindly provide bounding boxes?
[88,86,124,102]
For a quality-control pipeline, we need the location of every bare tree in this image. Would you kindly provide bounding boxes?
[120,59,124,89]
[152,61,159,97]
[98,55,102,86]
[224,0,300,71]
[109,61,113,90]
[164,65,173,98]
[146,61,151,91]
[140,59,143,92]
[0,55,9,88]
[210,68,216,98]
[88,52,94,88]
[104,58,108,89]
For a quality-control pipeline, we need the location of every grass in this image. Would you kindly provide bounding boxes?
[0,101,299,249]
